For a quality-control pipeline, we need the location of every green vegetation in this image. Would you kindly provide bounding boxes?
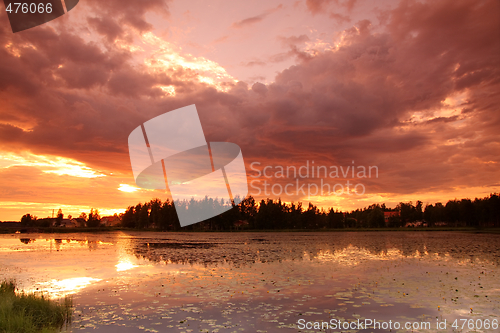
[0,280,72,333]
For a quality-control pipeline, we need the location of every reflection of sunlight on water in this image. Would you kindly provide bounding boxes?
[116,237,142,272]
[116,261,138,272]
[114,237,157,272]
[34,277,101,298]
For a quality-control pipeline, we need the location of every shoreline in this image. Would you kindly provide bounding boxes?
[1,226,500,234]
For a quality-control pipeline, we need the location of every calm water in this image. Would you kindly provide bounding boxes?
[0,231,499,332]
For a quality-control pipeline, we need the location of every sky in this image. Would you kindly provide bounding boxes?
[0,0,499,220]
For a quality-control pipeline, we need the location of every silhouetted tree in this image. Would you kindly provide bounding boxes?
[368,206,385,228]
[238,196,257,225]
[445,200,460,226]
[55,209,63,227]
[327,208,344,228]
[86,208,100,227]
[121,206,136,228]
[20,214,34,226]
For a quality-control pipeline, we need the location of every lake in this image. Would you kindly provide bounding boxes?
[0,231,499,332]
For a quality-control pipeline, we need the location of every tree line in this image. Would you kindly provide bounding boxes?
[17,193,500,230]
[20,208,101,228]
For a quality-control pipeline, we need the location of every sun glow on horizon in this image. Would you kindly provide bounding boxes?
[0,152,105,178]
[118,184,140,193]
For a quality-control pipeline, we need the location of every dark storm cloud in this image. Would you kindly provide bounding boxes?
[194,0,499,195]
[0,0,498,199]
[87,16,124,43]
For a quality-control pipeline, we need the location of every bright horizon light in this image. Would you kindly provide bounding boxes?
[118,184,140,193]
[0,152,105,178]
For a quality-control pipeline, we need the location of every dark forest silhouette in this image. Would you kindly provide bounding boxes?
[15,193,500,230]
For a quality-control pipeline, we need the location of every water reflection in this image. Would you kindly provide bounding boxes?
[37,277,102,298]
[20,238,35,244]
[127,232,500,268]
[1,232,499,332]
[15,237,114,251]
[115,261,138,272]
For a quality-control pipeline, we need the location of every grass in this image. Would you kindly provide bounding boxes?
[0,280,72,333]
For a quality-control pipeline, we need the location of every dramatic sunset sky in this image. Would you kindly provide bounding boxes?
[0,0,499,220]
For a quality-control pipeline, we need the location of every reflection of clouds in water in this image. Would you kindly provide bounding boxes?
[0,232,498,331]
